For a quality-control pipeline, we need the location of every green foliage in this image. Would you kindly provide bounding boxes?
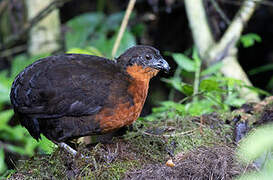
[172,53,196,72]
[237,125,273,180]
[248,64,273,91]
[249,64,273,76]
[66,47,103,56]
[154,43,272,121]
[0,53,55,176]
[0,54,49,104]
[0,148,7,175]
[240,33,273,92]
[65,12,136,58]
[159,49,246,119]
[240,33,262,48]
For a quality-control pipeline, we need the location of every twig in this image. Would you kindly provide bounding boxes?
[141,128,197,138]
[0,0,8,16]
[220,0,273,7]
[207,0,262,64]
[0,141,16,154]
[111,0,136,58]
[209,0,231,25]
[193,52,201,102]
[0,45,27,58]
[0,0,71,51]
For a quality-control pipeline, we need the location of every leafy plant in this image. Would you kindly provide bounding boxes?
[248,64,273,91]
[240,33,262,48]
[236,125,273,180]
[156,49,245,118]
[65,12,136,58]
[0,53,55,176]
[147,42,271,122]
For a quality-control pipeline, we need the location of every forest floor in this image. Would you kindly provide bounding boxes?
[9,97,273,179]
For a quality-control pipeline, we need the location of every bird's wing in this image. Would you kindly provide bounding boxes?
[10,54,131,119]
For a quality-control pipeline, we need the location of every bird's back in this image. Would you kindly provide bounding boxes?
[10,54,133,141]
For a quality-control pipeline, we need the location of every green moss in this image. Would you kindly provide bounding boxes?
[80,160,140,179]
[16,150,69,179]
[131,113,234,155]
[11,112,235,179]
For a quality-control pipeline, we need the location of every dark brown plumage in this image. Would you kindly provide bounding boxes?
[10,45,170,142]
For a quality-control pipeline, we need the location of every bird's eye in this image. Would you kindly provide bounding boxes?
[145,54,152,60]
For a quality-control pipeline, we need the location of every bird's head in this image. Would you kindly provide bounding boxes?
[117,45,170,80]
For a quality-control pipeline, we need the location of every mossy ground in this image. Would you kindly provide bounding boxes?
[9,97,273,180]
[8,113,236,179]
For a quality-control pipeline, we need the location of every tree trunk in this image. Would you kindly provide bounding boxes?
[26,0,61,55]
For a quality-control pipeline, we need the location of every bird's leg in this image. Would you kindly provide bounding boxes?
[57,142,78,157]
[56,142,90,159]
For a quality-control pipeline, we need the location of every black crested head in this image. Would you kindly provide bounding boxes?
[117,45,170,73]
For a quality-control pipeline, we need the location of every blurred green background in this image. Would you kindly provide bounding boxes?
[1,0,273,178]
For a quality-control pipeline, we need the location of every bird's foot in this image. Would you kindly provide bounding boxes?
[57,142,89,159]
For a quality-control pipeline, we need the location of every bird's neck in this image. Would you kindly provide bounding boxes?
[126,65,159,81]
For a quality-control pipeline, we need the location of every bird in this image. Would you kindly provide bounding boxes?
[10,45,170,147]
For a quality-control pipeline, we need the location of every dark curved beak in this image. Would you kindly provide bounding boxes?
[148,58,170,73]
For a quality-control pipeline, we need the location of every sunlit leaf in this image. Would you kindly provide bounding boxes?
[181,84,193,96]
[0,110,13,129]
[36,135,56,154]
[0,74,11,103]
[172,53,195,72]
[0,148,7,174]
[192,47,201,66]
[158,101,185,114]
[161,77,183,92]
[65,12,104,49]
[67,47,103,57]
[225,93,245,107]
[201,62,223,76]
[200,79,221,92]
[240,33,262,48]
[186,100,214,116]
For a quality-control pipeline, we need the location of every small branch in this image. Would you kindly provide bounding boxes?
[111,0,136,58]
[193,57,201,102]
[0,0,8,16]
[185,0,261,102]
[0,0,71,51]
[209,0,231,25]
[184,0,215,57]
[207,0,262,64]
[141,128,197,138]
[220,0,273,7]
[0,141,16,154]
[0,45,27,58]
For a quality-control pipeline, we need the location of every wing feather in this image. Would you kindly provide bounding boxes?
[10,54,130,119]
